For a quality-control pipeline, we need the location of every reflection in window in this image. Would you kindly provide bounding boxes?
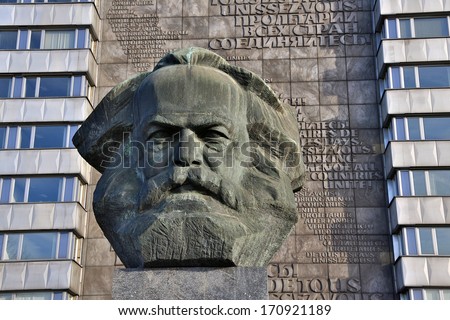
[401,288,450,300]
[0,124,79,149]
[39,76,71,97]
[0,176,84,204]
[0,231,82,264]
[0,27,91,49]
[0,75,87,98]
[396,170,450,196]
[383,17,450,39]
[399,227,450,256]
[389,117,450,142]
[0,291,76,300]
[383,66,450,90]
[0,31,17,49]
[0,77,12,98]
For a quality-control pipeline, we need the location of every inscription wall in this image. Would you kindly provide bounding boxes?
[99,0,394,299]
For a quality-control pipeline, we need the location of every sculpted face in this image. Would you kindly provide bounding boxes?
[74,48,304,268]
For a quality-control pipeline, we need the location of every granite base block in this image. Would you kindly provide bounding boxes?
[112,267,268,300]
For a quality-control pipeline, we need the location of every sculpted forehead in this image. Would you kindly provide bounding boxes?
[134,65,247,126]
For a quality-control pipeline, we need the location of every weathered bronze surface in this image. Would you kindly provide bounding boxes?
[74,47,305,268]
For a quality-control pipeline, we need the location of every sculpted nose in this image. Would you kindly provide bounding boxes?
[174,128,202,167]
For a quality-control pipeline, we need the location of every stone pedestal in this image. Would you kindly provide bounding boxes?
[112,267,267,300]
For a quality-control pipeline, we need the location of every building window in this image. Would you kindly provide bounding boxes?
[394,170,450,197]
[0,291,76,300]
[383,17,450,39]
[388,117,450,142]
[0,176,85,204]
[0,28,91,50]
[397,227,450,257]
[0,124,79,149]
[0,75,89,98]
[0,0,92,4]
[384,66,450,89]
[401,289,450,300]
[0,232,82,264]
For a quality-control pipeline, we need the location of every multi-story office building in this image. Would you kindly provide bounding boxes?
[374,0,450,299]
[0,0,449,300]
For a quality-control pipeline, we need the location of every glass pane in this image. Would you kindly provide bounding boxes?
[406,228,418,255]
[399,19,412,38]
[58,232,69,258]
[0,127,5,149]
[7,127,17,148]
[415,18,449,38]
[18,30,27,49]
[412,289,424,300]
[43,30,75,49]
[387,19,397,38]
[64,177,74,202]
[403,67,416,88]
[53,292,63,300]
[425,289,440,300]
[0,77,12,98]
[0,178,11,202]
[77,29,86,48]
[13,77,22,98]
[19,126,32,148]
[407,118,421,140]
[0,234,3,259]
[418,228,434,254]
[25,77,37,98]
[391,67,401,88]
[394,118,405,140]
[21,232,58,259]
[5,234,20,260]
[30,31,41,49]
[28,177,63,202]
[69,125,78,148]
[0,293,13,300]
[34,126,66,148]
[436,229,450,255]
[423,118,450,140]
[39,77,71,97]
[0,31,17,49]
[443,290,450,300]
[419,66,450,88]
[14,292,53,300]
[400,171,411,196]
[428,171,450,196]
[412,171,426,196]
[72,76,82,96]
[12,178,26,202]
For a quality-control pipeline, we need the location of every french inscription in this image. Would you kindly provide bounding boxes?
[209,0,371,50]
[267,264,385,300]
[297,110,383,189]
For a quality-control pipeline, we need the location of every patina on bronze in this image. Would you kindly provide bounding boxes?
[73,47,305,268]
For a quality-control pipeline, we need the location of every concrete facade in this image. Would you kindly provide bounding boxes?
[0,0,449,300]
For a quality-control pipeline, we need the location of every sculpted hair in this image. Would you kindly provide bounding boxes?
[73,47,304,190]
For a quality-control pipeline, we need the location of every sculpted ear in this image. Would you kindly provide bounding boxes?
[73,72,148,173]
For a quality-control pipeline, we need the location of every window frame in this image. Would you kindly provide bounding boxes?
[0,176,85,204]
[383,16,450,39]
[0,231,82,264]
[399,227,450,256]
[0,75,88,98]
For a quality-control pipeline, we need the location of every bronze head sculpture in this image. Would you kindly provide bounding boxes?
[73,47,305,268]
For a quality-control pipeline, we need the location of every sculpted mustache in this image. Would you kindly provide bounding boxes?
[138,166,240,212]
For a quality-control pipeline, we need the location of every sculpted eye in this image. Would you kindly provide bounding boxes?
[148,129,174,142]
[199,126,230,141]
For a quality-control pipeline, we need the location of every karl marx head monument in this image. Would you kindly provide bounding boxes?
[73,47,305,268]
